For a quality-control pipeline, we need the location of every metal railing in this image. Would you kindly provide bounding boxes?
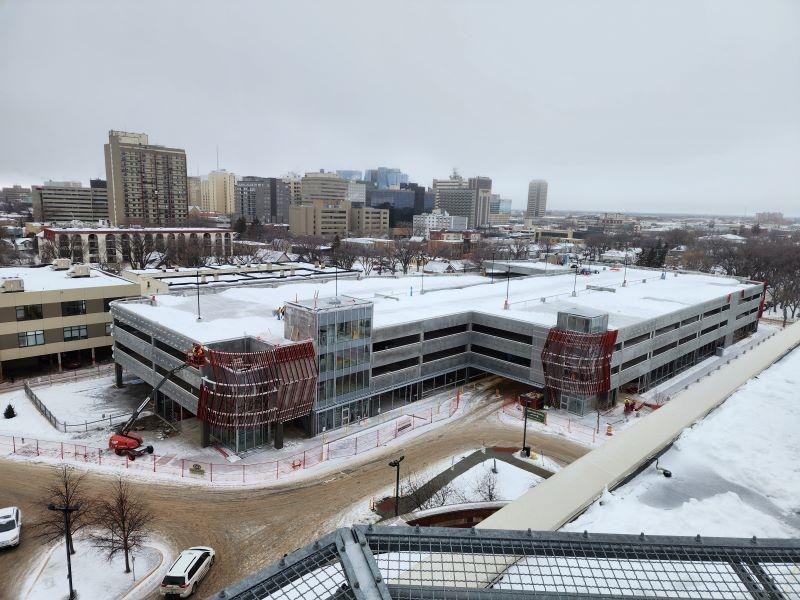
[208,525,800,599]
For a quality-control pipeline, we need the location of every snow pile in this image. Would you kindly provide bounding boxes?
[449,460,543,502]
[33,377,147,425]
[562,345,800,538]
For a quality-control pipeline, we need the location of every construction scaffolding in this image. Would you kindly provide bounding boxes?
[541,328,618,397]
[197,341,318,429]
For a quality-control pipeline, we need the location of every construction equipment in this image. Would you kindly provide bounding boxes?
[109,344,206,459]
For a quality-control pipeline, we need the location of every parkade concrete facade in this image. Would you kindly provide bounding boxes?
[109,267,764,451]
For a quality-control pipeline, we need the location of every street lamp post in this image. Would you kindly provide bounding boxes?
[388,455,405,517]
[622,243,629,286]
[490,251,495,283]
[505,266,511,309]
[48,501,81,600]
[572,256,581,297]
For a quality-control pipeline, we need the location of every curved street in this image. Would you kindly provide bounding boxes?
[0,391,588,599]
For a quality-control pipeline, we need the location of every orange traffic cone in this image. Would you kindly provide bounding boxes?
[606,424,613,436]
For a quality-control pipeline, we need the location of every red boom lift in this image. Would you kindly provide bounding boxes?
[108,344,206,459]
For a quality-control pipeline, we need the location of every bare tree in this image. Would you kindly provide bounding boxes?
[34,465,95,554]
[333,242,359,270]
[394,240,423,274]
[39,239,58,264]
[472,468,500,502]
[355,244,377,277]
[400,474,458,511]
[128,233,152,269]
[92,478,153,573]
[509,237,530,260]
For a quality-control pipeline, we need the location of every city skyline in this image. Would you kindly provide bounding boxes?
[0,0,798,215]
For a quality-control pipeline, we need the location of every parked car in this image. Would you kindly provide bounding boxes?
[160,546,215,598]
[0,506,22,548]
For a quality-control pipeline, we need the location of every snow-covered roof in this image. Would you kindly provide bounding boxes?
[562,340,800,538]
[0,266,135,292]
[119,267,757,344]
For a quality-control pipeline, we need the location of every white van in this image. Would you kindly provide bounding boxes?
[160,546,215,598]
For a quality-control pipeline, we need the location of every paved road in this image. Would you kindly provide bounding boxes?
[0,390,588,599]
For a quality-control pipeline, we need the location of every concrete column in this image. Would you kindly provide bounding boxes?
[57,352,63,372]
[114,362,124,387]
[90,347,96,365]
[0,360,3,382]
[274,421,284,449]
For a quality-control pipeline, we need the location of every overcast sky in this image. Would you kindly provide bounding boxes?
[1,0,798,215]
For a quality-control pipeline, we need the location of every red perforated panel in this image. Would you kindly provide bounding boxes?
[541,328,618,397]
[197,340,318,429]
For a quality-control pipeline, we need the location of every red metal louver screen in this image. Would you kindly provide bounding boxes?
[541,328,618,397]
[197,340,318,429]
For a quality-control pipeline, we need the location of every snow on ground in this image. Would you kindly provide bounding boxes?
[449,459,543,503]
[562,344,800,538]
[23,535,167,600]
[32,376,149,426]
[0,389,60,438]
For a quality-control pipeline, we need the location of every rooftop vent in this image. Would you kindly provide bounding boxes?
[52,258,71,271]
[67,264,91,278]
[1,278,24,293]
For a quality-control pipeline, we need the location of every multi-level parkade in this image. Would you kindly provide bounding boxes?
[109,265,764,454]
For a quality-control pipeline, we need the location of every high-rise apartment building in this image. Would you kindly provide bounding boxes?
[205,170,236,214]
[235,176,291,223]
[187,176,203,209]
[413,209,468,236]
[104,130,188,226]
[363,167,409,189]
[526,179,548,219]
[32,179,109,223]
[300,172,349,203]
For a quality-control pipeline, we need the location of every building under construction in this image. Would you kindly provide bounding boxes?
[110,265,765,453]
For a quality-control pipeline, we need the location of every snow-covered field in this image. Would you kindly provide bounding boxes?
[562,344,800,538]
[23,535,167,600]
[33,376,148,426]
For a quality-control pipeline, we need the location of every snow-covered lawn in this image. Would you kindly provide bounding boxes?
[23,535,167,600]
[562,343,800,538]
[0,389,60,438]
[33,376,148,426]
[449,459,543,503]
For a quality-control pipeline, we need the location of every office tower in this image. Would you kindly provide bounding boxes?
[526,179,548,219]
[235,176,292,223]
[399,182,434,214]
[104,130,188,226]
[346,180,367,205]
[499,198,513,213]
[32,179,109,223]
[336,170,363,182]
[368,188,416,227]
[300,171,349,203]
[187,176,203,208]
[206,170,236,214]
[363,167,409,189]
[0,185,32,211]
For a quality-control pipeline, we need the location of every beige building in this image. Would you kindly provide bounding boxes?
[289,200,349,237]
[205,170,236,214]
[351,206,389,236]
[300,171,349,203]
[104,130,189,226]
[282,175,302,203]
[187,176,203,209]
[0,265,139,379]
